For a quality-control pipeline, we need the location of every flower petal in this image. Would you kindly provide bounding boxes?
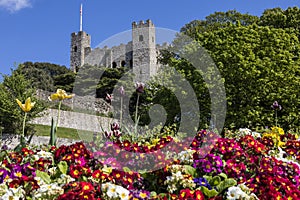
[16,99,25,111]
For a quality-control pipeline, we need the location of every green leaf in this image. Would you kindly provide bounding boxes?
[203,175,213,182]
[184,165,197,177]
[216,178,237,193]
[122,167,131,173]
[218,173,227,179]
[36,170,51,184]
[58,161,68,175]
[209,176,221,186]
[200,186,219,198]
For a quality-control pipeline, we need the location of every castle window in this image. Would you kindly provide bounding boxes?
[152,37,154,43]
[130,59,133,68]
[121,61,126,67]
[112,62,117,68]
[74,46,78,52]
[139,35,143,42]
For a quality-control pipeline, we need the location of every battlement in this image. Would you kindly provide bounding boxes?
[71,31,90,37]
[132,19,154,29]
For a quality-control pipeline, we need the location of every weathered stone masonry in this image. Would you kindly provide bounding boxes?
[70,19,166,83]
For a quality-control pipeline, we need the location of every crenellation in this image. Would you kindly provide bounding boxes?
[70,19,168,82]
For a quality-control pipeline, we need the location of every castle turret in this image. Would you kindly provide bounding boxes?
[70,4,91,72]
[70,31,91,72]
[132,19,157,82]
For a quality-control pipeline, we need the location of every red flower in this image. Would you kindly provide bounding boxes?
[92,170,101,179]
[195,190,205,200]
[69,164,83,179]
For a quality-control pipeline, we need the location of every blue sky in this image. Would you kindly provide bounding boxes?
[0,0,298,76]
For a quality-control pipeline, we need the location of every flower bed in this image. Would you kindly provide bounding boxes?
[0,126,299,200]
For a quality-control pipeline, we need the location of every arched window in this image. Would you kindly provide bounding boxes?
[112,62,117,68]
[121,61,126,67]
[74,46,78,52]
[139,35,143,42]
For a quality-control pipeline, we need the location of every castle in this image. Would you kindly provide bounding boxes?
[70,19,167,82]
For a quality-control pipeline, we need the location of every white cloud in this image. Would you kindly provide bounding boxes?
[0,0,31,12]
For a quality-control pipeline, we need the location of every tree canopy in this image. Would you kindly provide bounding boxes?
[156,7,300,130]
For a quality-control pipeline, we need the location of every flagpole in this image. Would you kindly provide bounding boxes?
[80,4,83,32]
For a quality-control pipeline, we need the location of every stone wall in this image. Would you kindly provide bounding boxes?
[36,89,111,114]
[30,109,112,133]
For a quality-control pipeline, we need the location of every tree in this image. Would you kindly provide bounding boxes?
[180,10,259,38]
[16,62,73,91]
[162,9,300,130]
[259,6,300,37]
[0,70,47,135]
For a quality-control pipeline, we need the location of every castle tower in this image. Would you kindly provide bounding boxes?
[70,31,91,72]
[132,19,157,82]
[70,4,91,72]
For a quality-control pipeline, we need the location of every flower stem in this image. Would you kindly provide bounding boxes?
[120,96,123,128]
[56,101,62,131]
[275,110,278,127]
[134,93,140,135]
[135,93,140,125]
[21,112,27,145]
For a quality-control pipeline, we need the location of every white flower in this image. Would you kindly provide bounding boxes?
[34,176,45,186]
[48,167,57,176]
[37,150,53,159]
[174,171,182,180]
[103,182,118,198]
[1,187,25,200]
[251,131,261,138]
[238,128,252,136]
[116,185,130,200]
[227,186,246,200]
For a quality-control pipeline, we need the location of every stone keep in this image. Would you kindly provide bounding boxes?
[70,31,91,72]
[70,19,161,83]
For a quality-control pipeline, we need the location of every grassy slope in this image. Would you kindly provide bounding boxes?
[33,124,95,141]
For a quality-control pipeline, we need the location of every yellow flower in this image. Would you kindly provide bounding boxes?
[271,127,285,135]
[49,89,74,101]
[278,140,286,147]
[16,97,35,112]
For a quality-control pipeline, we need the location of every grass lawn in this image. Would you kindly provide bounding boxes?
[33,124,95,142]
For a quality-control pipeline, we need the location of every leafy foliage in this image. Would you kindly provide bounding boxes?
[74,64,131,98]
[16,62,74,92]
[0,70,47,135]
[158,8,300,130]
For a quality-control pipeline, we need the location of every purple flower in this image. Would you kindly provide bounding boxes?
[105,93,113,104]
[194,177,212,189]
[271,101,282,110]
[10,165,22,179]
[113,130,122,137]
[0,169,9,183]
[111,122,120,131]
[104,130,112,138]
[202,160,213,173]
[135,82,145,93]
[130,189,150,200]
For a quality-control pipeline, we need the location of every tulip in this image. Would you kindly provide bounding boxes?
[105,93,113,104]
[48,89,75,101]
[16,97,36,148]
[48,89,75,146]
[135,82,145,94]
[271,101,282,111]
[119,86,125,96]
[16,97,35,113]
[271,101,282,127]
